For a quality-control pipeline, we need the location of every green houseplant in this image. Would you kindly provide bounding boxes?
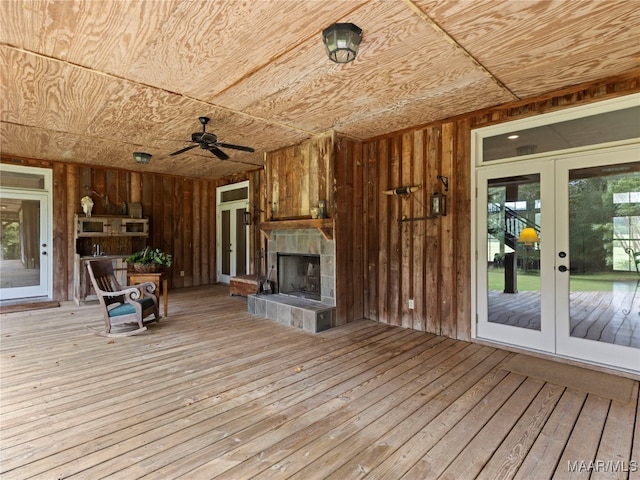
[126,247,173,273]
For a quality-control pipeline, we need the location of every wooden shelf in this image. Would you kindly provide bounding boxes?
[259,218,334,240]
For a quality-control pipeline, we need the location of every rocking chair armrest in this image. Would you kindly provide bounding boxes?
[131,281,157,295]
[101,286,143,301]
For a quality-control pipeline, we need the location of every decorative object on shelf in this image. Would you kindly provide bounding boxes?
[133,152,152,164]
[310,207,319,219]
[318,200,327,218]
[126,247,173,273]
[382,185,422,196]
[80,195,94,217]
[322,23,363,63]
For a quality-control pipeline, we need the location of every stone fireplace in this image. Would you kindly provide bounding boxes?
[248,227,336,332]
[267,228,335,305]
[278,253,321,301]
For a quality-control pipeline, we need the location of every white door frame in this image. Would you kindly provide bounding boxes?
[475,159,557,354]
[554,146,640,372]
[471,94,640,373]
[0,164,53,300]
[216,181,250,284]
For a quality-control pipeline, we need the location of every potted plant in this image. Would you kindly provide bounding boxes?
[126,247,173,273]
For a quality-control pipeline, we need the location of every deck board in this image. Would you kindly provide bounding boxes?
[1,285,637,479]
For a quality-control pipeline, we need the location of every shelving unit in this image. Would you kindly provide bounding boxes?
[74,215,149,304]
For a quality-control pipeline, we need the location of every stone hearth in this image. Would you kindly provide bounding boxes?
[248,228,336,332]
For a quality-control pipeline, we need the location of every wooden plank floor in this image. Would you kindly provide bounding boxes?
[1,285,638,479]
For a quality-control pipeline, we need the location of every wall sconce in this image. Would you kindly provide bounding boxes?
[243,211,252,226]
[431,192,447,217]
[133,152,152,164]
[322,23,363,63]
[517,227,540,246]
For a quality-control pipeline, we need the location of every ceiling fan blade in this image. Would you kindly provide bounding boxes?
[208,146,230,160]
[169,144,198,157]
[217,142,255,153]
[170,144,198,156]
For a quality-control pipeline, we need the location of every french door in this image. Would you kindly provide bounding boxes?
[0,186,52,301]
[476,145,640,373]
[216,182,249,284]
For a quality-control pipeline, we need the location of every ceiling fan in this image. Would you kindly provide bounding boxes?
[169,116,255,161]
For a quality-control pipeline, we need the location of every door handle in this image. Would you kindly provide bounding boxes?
[558,265,572,272]
[42,251,47,255]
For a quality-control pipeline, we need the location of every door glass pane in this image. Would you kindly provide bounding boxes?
[0,198,41,288]
[235,208,247,275]
[487,174,541,330]
[568,162,640,348]
[221,210,231,276]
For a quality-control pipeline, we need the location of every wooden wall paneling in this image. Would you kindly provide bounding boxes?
[387,136,402,326]
[308,141,319,213]
[439,122,455,338]
[59,163,74,301]
[324,134,334,218]
[91,169,106,215]
[208,181,217,283]
[200,181,210,284]
[424,126,441,334]
[162,176,176,286]
[282,147,293,217]
[365,142,379,321]
[411,130,426,331]
[119,170,130,214]
[274,149,285,218]
[182,179,193,287]
[192,180,202,286]
[130,172,141,204]
[265,154,274,220]
[455,118,472,341]
[400,132,414,329]
[377,139,390,324]
[352,138,365,322]
[140,173,153,221]
[334,139,350,326]
[290,144,302,217]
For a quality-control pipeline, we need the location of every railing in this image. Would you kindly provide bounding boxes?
[488,204,540,250]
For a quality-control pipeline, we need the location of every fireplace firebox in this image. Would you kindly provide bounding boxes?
[277,253,321,301]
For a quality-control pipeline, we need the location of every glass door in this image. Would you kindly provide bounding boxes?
[218,202,248,283]
[0,189,50,300]
[477,145,640,372]
[555,147,640,372]
[216,181,250,284]
[476,160,556,353]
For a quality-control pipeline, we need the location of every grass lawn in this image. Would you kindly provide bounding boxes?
[487,268,638,292]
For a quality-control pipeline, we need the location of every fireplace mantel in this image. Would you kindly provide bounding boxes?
[259,218,334,240]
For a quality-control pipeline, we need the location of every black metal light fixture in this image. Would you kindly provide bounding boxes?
[133,152,152,164]
[322,23,363,63]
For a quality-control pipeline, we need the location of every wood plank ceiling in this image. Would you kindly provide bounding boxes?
[1,0,638,180]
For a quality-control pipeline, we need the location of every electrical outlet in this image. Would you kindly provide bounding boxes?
[408,299,414,310]
[180,270,185,277]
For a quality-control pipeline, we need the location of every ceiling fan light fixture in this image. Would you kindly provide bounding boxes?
[322,23,362,63]
[133,151,152,164]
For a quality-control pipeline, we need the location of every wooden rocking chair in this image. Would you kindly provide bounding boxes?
[86,259,160,337]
